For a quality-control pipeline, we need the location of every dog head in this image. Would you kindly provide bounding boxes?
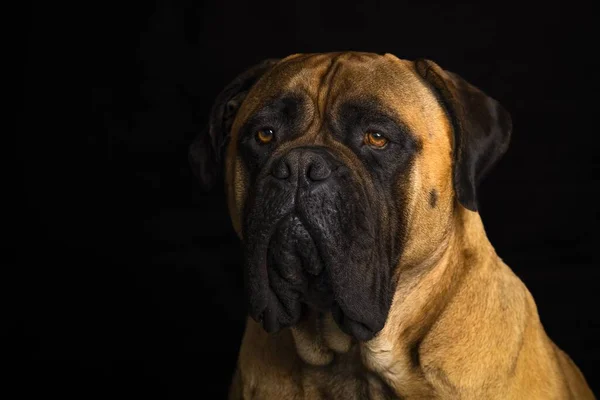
[190,52,511,341]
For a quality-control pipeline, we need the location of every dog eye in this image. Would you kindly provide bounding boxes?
[364,131,388,149]
[256,128,275,144]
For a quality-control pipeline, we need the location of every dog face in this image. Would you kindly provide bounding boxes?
[190,52,511,341]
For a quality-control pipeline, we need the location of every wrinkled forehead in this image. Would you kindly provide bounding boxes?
[236,52,447,136]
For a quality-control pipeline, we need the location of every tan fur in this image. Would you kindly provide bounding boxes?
[224,53,595,399]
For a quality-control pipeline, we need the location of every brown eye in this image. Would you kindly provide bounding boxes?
[256,128,274,144]
[364,131,388,148]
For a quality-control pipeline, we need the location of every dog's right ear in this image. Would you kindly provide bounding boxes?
[414,59,512,212]
[189,59,280,190]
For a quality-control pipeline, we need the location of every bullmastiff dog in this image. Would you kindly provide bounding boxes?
[189,52,595,399]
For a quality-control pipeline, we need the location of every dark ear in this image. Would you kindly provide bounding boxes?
[415,59,512,211]
[189,59,280,190]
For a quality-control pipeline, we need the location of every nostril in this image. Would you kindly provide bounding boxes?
[272,159,291,180]
[307,162,331,181]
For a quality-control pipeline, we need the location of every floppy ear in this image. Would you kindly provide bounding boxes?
[189,59,280,190]
[415,59,512,211]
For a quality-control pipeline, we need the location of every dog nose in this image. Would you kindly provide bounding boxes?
[271,147,334,184]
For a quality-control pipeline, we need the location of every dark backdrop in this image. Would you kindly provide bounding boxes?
[17,0,598,397]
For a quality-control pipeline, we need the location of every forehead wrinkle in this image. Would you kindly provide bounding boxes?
[280,54,331,91]
[316,54,347,118]
[308,53,387,145]
[285,53,348,146]
[277,53,351,145]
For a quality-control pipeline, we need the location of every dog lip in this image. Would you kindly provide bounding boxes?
[261,304,281,333]
[332,303,379,341]
[244,204,295,324]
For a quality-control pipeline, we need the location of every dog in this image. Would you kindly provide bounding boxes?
[189,52,595,399]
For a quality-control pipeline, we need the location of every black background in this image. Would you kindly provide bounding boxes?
[16,0,598,397]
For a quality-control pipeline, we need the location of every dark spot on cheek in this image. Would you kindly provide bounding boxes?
[429,189,438,208]
[409,338,422,369]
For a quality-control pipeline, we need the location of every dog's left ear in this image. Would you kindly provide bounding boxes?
[189,58,280,190]
[415,59,512,211]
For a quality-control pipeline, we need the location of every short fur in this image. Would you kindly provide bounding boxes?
[190,52,595,399]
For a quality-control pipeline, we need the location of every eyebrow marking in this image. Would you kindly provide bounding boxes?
[245,95,303,123]
[333,97,418,140]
